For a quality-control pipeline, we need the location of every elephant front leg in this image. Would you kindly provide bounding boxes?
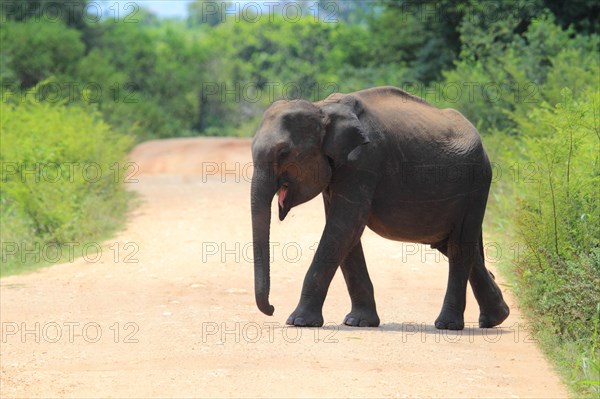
[287,191,372,327]
[285,254,336,327]
[286,232,368,327]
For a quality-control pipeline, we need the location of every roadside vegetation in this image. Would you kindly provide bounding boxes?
[1,1,597,393]
[0,94,133,275]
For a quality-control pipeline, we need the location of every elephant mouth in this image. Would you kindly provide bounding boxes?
[277,183,290,221]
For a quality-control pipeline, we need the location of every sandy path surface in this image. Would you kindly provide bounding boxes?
[1,137,568,398]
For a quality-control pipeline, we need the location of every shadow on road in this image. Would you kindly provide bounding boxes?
[319,322,516,337]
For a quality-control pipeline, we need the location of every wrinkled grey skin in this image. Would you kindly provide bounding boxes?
[250,86,509,330]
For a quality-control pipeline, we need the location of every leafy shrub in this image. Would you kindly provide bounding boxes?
[0,20,84,88]
[75,22,207,140]
[438,15,599,134]
[509,88,600,393]
[0,94,133,275]
[513,89,599,262]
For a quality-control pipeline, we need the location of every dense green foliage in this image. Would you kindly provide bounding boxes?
[439,14,599,133]
[510,89,599,391]
[1,0,598,393]
[1,0,597,139]
[0,93,132,275]
[1,20,84,87]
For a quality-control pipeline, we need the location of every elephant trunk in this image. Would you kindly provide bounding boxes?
[251,167,277,316]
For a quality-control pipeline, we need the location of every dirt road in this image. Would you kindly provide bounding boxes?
[1,138,568,398]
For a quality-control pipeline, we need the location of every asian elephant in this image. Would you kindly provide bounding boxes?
[250,86,509,330]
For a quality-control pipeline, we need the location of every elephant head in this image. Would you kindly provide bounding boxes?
[250,97,370,316]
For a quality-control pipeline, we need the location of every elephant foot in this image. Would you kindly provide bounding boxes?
[479,301,510,328]
[343,307,380,327]
[434,308,464,330]
[286,308,324,327]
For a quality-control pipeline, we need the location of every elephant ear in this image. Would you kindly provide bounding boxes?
[321,100,370,168]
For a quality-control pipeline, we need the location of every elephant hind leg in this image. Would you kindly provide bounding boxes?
[435,198,488,330]
[435,228,510,329]
[469,232,510,328]
[434,239,473,330]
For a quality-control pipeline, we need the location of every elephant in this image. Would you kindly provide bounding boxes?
[250,86,510,330]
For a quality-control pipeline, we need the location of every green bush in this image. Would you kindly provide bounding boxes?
[508,88,599,393]
[74,22,207,140]
[514,89,599,258]
[0,20,84,88]
[0,95,133,275]
[438,15,599,134]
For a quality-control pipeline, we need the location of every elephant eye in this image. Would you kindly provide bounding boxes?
[277,148,290,162]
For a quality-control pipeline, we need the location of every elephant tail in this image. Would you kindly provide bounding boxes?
[479,231,496,279]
